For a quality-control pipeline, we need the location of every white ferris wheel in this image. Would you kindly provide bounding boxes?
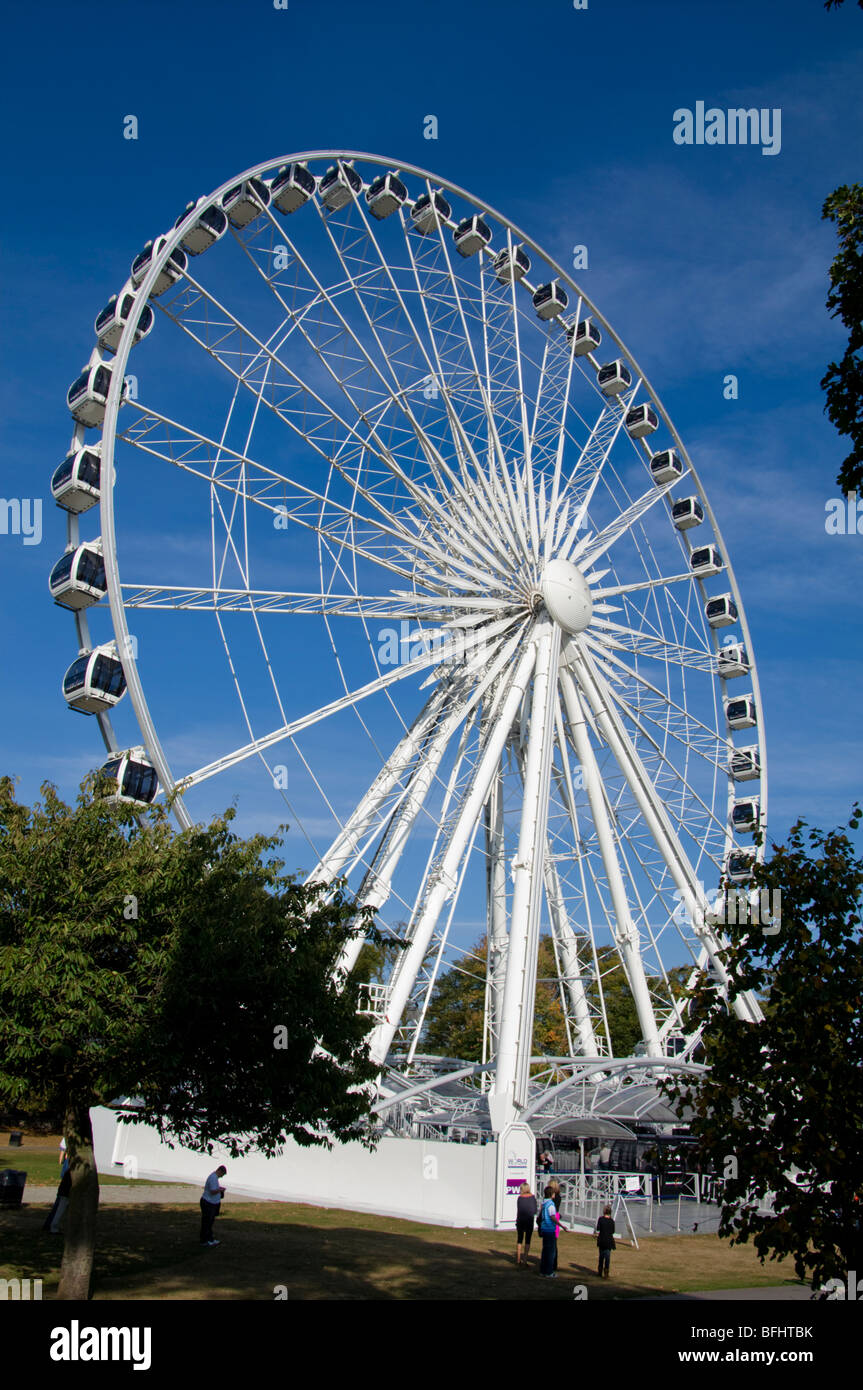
[50,152,767,1136]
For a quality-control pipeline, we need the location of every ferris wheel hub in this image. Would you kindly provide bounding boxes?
[539,557,594,634]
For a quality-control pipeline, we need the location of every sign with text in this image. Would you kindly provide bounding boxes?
[495,1123,536,1227]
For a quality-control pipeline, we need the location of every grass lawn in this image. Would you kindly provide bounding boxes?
[0,1133,192,1190]
[0,1196,808,1301]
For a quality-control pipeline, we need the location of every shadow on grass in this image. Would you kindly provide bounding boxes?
[1,1203,734,1302]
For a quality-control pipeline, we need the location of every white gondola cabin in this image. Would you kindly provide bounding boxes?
[453,215,492,257]
[62,643,126,714]
[411,189,451,234]
[690,544,723,577]
[221,176,271,228]
[493,245,530,283]
[729,745,760,781]
[67,363,114,428]
[94,293,154,353]
[705,593,738,628]
[98,748,158,805]
[567,318,602,356]
[649,449,684,486]
[318,163,362,211]
[174,199,228,254]
[731,798,760,833]
[725,694,757,729]
[597,360,632,395]
[130,237,187,296]
[51,447,101,513]
[726,848,756,883]
[625,403,658,438]
[717,641,749,679]
[271,162,317,214]
[49,541,106,610]
[365,171,407,220]
[671,497,703,530]
[533,281,568,320]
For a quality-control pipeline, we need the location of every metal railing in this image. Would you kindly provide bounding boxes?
[541,1170,722,1237]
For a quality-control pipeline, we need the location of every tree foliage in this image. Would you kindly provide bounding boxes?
[0,776,379,1296]
[421,935,687,1060]
[821,183,863,493]
[663,809,863,1289]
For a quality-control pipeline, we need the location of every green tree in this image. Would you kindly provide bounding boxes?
[422,939,487,1059]
[421,936,686,1060]
[663,808,863,1290]
[422,935,572,1060]
[821,183,863,493]
[0,776,378,1299]
[821,6,863,491]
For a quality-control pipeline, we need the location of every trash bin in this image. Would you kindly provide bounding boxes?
[9,1132,23,1147]
[0,1170,26,1207]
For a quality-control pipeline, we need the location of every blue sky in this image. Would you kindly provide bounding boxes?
[1,0,861,918]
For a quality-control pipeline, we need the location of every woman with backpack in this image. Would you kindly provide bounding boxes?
[538,1183,567,1277]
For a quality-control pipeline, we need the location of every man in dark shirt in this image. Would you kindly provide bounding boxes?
[595,1204,615,1277]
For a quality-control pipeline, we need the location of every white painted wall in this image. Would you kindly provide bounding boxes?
[92,1108,500,1229]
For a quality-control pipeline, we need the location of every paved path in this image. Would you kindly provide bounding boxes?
[637,1285,814,1301]
[23,1184,203,1205]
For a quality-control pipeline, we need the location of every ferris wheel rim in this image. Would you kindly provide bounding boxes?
[56,149,768,1091]
[93,149,766,843]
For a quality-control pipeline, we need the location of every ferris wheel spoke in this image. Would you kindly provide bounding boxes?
[393,706,488,1056]
[554,406,629,556]
[542,840,598,1057]
[181,608,525,793]
[312,680,459,893]
[572,476,685,572]
[586,639,729,762]
[312,183,504,533]
[586,619,716,671]
[418,208,532,534]
[541,332,580,563]
[382,191,530,557]
[593,675,727,842]
[232,201,492,547]
[565,648,761,1023]
[491,618,562,1124]
[117,582,511,619]
[122,402,469,558]
[596,673,728,824]
[592,571,693,600]
[158,268,463,535]
[329,621,531,979]
[483,756,508,1063]
[394,218,531,570]
[557,665,663,1055]
[546,764,617,1059]
[368,636,540,1065]
[403,815,486,1065]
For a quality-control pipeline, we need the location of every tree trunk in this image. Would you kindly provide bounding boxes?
[57,1102,100,1300]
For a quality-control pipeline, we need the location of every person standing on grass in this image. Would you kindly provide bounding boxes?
[539,1183,566,1277]
[44,1162,71,1234]
[548,1177,562,1271]
[199,1165,226,1247]
[595,1204,616,1278]
[515,1183,537,1266]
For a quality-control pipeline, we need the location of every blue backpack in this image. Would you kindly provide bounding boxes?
[539,1198,557,1235]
